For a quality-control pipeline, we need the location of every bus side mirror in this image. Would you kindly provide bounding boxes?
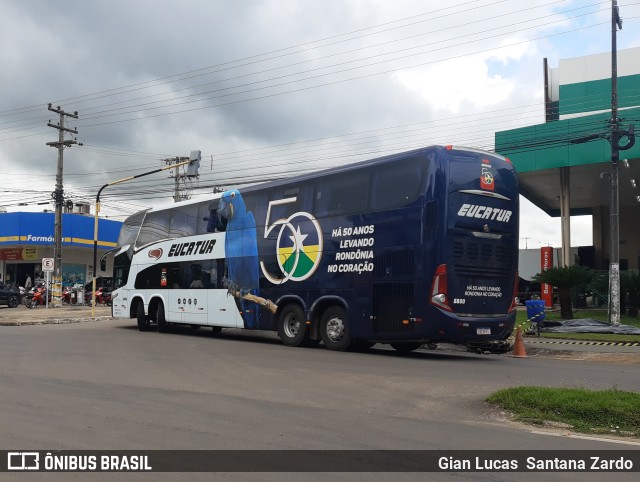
[100,259,107,271]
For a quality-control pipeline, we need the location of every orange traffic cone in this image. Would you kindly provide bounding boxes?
[510,325,527,358]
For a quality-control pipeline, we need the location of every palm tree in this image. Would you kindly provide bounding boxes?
[533,265,593,319]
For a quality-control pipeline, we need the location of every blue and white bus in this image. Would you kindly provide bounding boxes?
[110,145,519,353]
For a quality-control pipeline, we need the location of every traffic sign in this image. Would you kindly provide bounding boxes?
[42,258,54,272]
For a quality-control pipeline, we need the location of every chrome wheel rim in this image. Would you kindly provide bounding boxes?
[325,316,344,342]
[283,312,301,338]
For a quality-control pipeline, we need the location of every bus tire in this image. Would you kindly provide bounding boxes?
[136,303,150,331]
[390,342,422,354]
[157,301,169,333]
[278,304,307,347]
[211,326,222,335]
[319,306,352,351]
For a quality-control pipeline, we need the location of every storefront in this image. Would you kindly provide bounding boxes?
[0,212,122,288]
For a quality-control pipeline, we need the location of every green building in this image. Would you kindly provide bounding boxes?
[496,47,640,270]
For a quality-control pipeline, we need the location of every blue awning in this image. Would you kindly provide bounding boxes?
[0,212,121,249]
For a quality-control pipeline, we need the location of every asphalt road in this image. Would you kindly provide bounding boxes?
[0,318,638,481]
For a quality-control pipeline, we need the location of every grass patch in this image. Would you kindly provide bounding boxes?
[487,386,640,436]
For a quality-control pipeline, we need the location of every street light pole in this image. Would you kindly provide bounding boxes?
[91,159,195,317]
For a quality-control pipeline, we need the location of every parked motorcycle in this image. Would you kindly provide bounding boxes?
[25,285,50,309]
[22,286,36,307]
[85,287,112,306]
[61,286,73,305]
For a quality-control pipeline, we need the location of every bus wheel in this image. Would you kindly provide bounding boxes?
[157,301,169,333]
[136,303,150,332]
[278,304,307,347]
[211,326,222,335]
[320,306,352,351]
[390,342,422,354]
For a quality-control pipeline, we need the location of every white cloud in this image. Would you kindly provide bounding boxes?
[392,40,535,113]
[519,197,592,249]
[1,0,638,244]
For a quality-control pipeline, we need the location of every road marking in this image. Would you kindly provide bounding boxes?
[526,339,640,347]
[530,430,640,446]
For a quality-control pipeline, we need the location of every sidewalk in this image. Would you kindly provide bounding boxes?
[0,303,112,325]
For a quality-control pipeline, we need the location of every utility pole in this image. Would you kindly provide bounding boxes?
[163,150,201,202]
[46,104,78,307]
[608,1,622,325]
[607,1,636,324]
[569,1,633,324]
[163,156,190,202]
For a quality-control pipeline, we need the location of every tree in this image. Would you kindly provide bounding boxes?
[533,266,593,319]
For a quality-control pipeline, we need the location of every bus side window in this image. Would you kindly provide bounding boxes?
[197,259,224,288]
[370,159,424,211]
[189,264,204,288]
[135,264,170,289]
[316,174,368,216]
[170,266,182,289]
[220,259,228,286]
[201,269,212,288]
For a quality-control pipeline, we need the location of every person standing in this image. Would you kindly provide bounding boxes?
[25,275,32,289]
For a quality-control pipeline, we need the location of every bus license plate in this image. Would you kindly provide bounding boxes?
[477,328,491,335]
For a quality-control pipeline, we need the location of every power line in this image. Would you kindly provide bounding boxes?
[0,0,501,117]
[0,1,613,135]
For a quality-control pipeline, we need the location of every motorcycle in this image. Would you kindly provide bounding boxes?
[22,286,36,307]
[61,286,73,305]
[85,287,112,306]
[25,285,50,309]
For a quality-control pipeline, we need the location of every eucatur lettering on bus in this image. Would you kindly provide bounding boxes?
[457,203,512,222]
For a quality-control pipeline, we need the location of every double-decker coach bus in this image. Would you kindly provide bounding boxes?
[110,145,519,353]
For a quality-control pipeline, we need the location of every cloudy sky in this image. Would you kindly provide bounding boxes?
[1,0,639,249]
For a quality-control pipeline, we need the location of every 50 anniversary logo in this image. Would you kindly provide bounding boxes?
[260,210,323,285]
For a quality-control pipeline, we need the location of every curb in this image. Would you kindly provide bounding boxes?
[0,316,112,326]
[525,339,640,347]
